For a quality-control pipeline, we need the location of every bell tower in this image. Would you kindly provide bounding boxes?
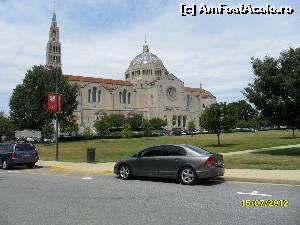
[46,1,61,68]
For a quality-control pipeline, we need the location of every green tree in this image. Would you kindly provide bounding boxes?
[149,118,167,130]
[126,114,143,130]
[106,114,125,129]
[83,127,93,139]
[187,121,196,137]
[9,65,78,136]
[121,123,133,138]
[200,103,237,146]
[227,100,257,121]
[60,118,79,136]
[0,112,15,141]
[94,118,110,136]
[42,122,54,140]
[243,47,300,138]
[141,119,152,136]
[235,120,249,128]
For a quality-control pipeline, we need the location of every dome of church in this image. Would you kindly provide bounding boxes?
[125,41,168,83]
[129,43,165,69]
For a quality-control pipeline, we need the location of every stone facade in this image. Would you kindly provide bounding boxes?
[67,41,216,131]
[46,11,216,132]
[46,11,61,68]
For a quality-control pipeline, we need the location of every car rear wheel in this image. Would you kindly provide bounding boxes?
[27,163,35,169]
[2,160,10,170]
[179,167,197,185]
[118,164,132,180]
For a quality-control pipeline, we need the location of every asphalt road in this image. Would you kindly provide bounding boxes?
[0,167,299,225]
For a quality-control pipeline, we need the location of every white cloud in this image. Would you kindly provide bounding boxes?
[0,0,299,113]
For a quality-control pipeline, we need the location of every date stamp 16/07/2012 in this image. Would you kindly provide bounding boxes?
[241,200,289,207]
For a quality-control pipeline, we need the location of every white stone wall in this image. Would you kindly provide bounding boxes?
[70,73,216,131]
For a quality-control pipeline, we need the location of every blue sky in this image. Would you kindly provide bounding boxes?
[0,0,299,114]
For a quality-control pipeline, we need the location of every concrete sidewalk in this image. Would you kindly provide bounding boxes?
[223,143,300,156]
[37,160,300,185]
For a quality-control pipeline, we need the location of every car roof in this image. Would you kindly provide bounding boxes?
[147,144,195,148]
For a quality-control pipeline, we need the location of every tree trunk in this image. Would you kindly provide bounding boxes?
[217,133,221,147]
[40,131,44,143]
[292,129,295,138]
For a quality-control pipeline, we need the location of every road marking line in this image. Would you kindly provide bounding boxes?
[237,190,272,197]
[82,177,93,180]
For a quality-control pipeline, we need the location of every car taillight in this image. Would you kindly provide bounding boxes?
[9,152,17,159]
[205,155,217,166]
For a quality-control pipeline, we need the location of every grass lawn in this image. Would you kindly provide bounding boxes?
[37,130,300,163]
[225,147,300,170]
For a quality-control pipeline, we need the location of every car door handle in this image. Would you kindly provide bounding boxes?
[174,158,181,161]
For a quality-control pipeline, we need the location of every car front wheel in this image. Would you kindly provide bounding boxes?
[179,167,197,185]
[118,164,132,180]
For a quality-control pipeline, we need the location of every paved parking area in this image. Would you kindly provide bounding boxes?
[0,166,299,225]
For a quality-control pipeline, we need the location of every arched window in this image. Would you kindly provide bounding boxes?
[127,93,131,104]
[183,116,187,128]
[119,92,122,103]
[123,90,127,104]
[98,90,101,102]
[88,89,91,103]
[187,94,190,107]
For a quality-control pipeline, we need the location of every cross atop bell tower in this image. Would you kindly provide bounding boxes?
[46,0,61,68]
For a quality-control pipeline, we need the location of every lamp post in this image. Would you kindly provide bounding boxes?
[0,125,3,144]
[55,65,59,161]
[48,61,59,161]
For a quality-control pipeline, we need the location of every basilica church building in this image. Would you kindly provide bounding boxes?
[46,10,216,131]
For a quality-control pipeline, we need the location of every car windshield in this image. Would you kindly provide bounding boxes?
[185,145,212,155]
[15,143,35,151]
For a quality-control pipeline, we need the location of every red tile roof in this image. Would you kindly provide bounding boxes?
[184,87,215,98]
[66,74,133,86]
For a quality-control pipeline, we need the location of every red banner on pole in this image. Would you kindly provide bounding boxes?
[48,93,62,113]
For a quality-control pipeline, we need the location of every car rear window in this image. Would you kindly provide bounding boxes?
[185,145,212,155]
[15,144,36,151]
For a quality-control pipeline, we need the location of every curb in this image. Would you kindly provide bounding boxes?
[43,165,300,185]
[50,165,71,171]
[48,165,114,174]
[222,177,300,185]
[96,170,114,173]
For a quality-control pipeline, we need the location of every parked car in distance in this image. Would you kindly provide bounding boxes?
[0,142,39,170]
[114,144,224,185]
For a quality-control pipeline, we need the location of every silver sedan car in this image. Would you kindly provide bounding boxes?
[114,144,224,185]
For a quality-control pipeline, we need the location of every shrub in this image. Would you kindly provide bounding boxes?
[122,123,133,138]
[83,127,93,139]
